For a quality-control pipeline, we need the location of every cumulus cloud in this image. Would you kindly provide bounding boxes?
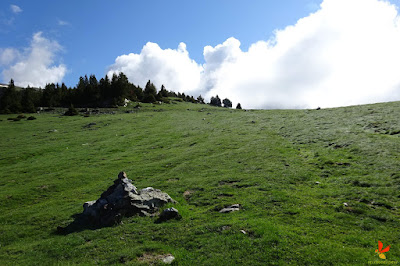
[202,0,400,108]
[107,42,202,93]
[109,0,400,109]
[1,32,66,88]
[0,48,19,66]
[10,4,22,14]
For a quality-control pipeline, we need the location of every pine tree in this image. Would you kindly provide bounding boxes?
[223,98,232,108]
[0,79,22,113]
[197,95,205,104]
[210,95,222,107]
[21,86,37,113]
[236,103,242,109]
[42,83,57,107]
[99,75,112,105]
[134,85,144,102]
[143,80,157,103]
[64,104,78,116]
[160,85,168,97]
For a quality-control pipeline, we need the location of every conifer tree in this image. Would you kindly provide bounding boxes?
[143,80,157,103]
[21,86,37,113]
[0,79,22,113]
[210,95,222,107]
[197,95,205,104]
[223,98,232,108]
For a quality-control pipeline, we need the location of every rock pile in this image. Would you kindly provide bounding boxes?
[80,172,176,227]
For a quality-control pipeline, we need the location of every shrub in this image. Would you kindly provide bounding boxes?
[161,98,171,104]
[64,105,79,116]
[142,93,157,103]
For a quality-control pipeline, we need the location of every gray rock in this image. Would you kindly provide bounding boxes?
[219,204,241,213]
[81,171,176,226]
[161,255,175,264]
[156,207,181,223]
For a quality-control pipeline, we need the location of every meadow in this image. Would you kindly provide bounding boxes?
[0,100,399,265]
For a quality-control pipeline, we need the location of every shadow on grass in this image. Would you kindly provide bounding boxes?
[55,213,119,235]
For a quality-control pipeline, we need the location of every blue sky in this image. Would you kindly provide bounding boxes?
[0,0,319,86]
[2,0,400,108]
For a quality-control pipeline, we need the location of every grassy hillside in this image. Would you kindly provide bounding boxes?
[0,101,399,265]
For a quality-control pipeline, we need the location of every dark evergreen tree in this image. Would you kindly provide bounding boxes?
[210,95,222,107]
[160,85,168,97]
[223,98,232,108]
[99,75,112,105]
[110,74,122,106]
[197,95,205,104]
[21,86,37,113]
[236,103,242,109]
[64,104,79,116]
[167,90,177,97]
[75,76,86,106]
[42,83,58,107]
[143,80,157,103]
[89,74,101,106]
[142,93,156,103]
[134,85,144,101]
[156,91,163,101]
[60,83,69,106]
[0,79,22,113]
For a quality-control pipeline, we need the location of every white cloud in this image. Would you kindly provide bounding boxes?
[10,4,22,14]
[58,19,70,26]
[0,48,19,66]
[109,0,400,109]
[108,42,203,93]
[202,0,400,109]
[1,32,66,88]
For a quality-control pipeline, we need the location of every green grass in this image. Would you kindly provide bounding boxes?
[0,101,399,265]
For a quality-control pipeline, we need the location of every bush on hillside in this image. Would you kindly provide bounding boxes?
[223,98,232,108]
[142,93,156,104]
[210,95,222,107]
[64,105,79,116]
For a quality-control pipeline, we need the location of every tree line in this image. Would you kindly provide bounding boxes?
[209,95,242,109]
[0,73,241,113]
